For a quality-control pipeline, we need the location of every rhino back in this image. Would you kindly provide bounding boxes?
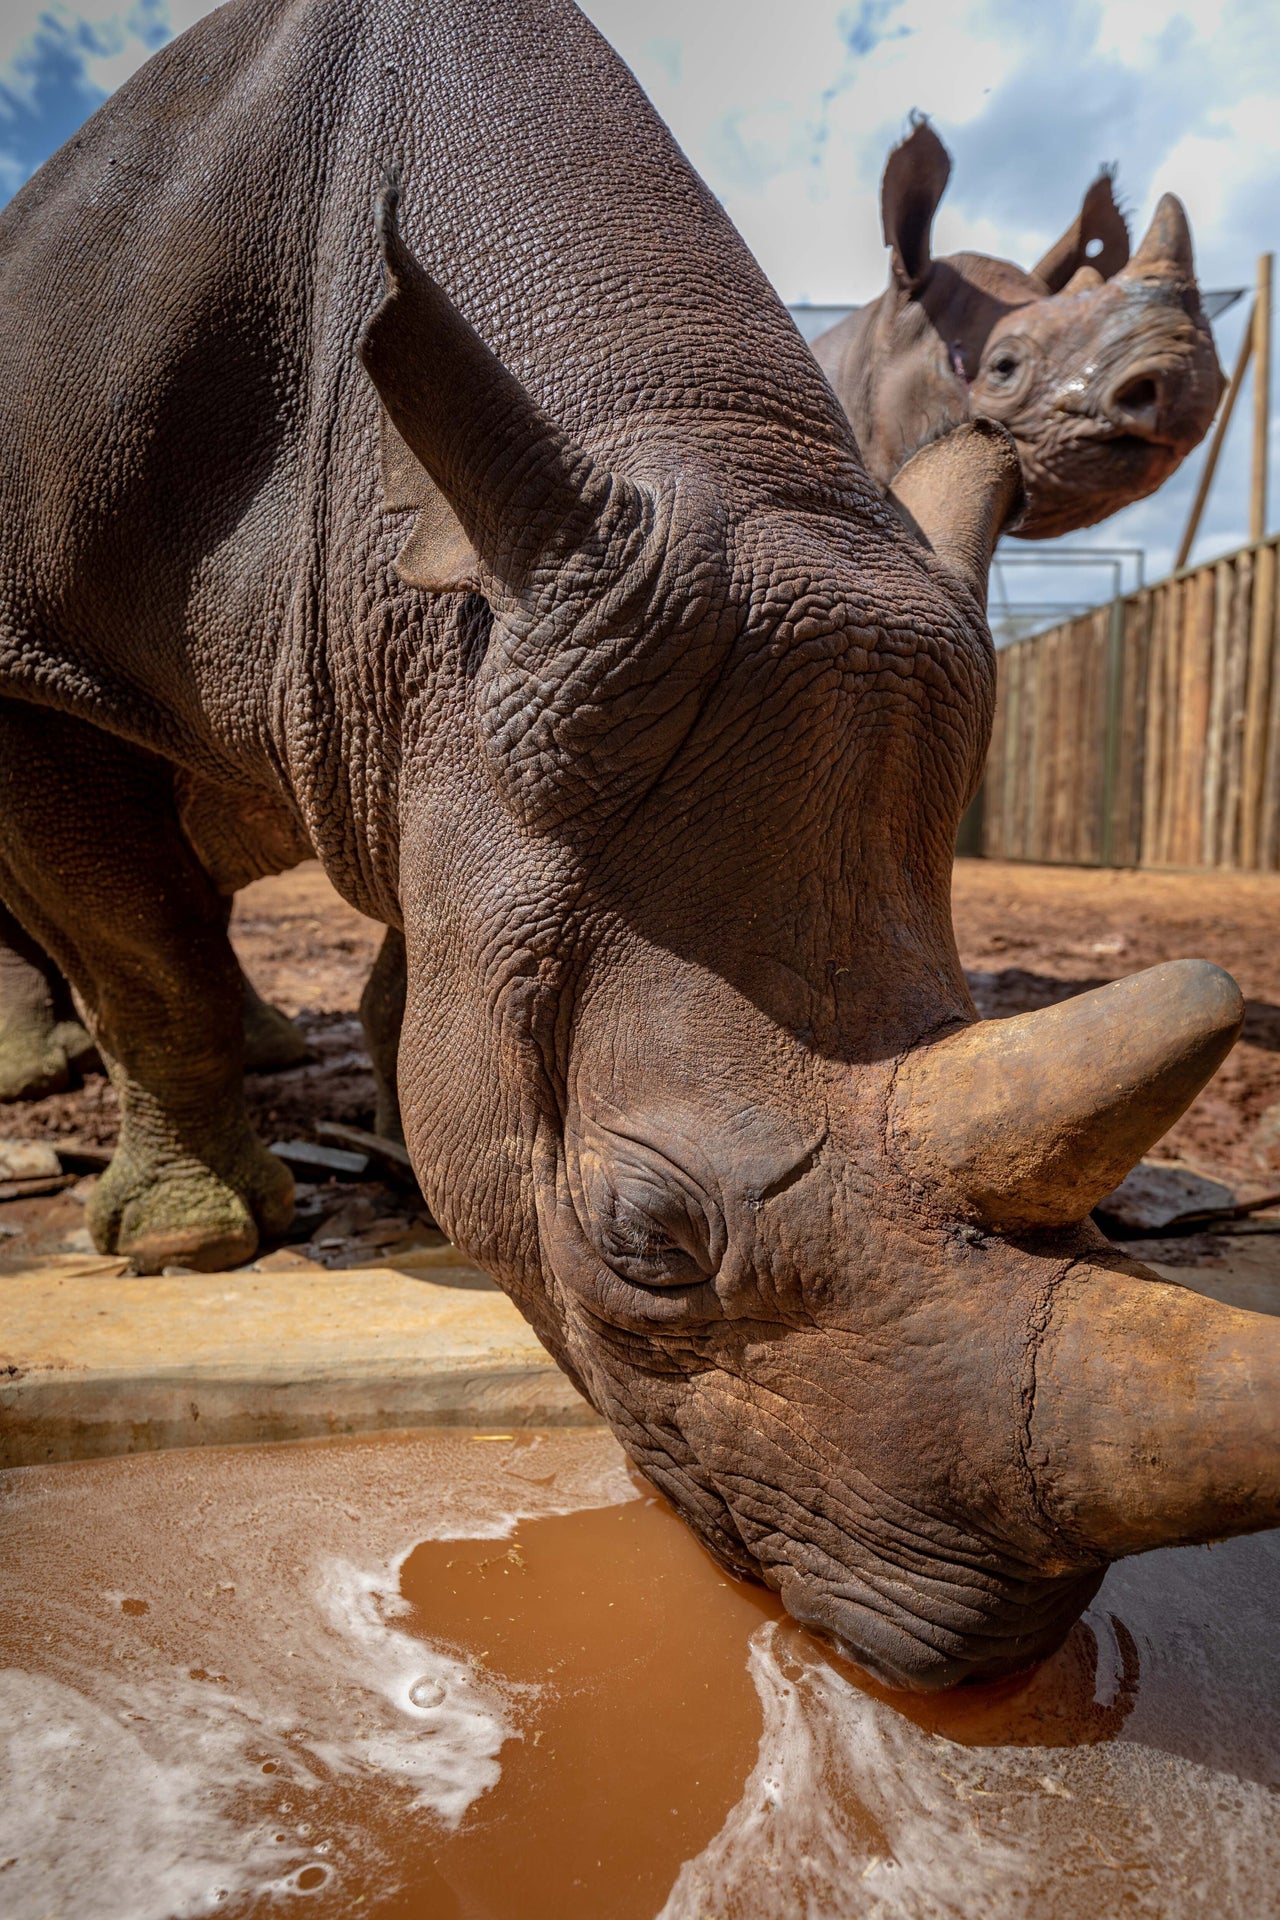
[0,0,856,767]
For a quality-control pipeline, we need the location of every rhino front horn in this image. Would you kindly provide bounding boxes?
[1032,1257,1280,1559]
[1118,192,1196,284]
[892,959,1243,1230]
[887,420,1025,608]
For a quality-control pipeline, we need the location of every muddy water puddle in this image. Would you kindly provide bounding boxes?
[2,1429,1279,1919]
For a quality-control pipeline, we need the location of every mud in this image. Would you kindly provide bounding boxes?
[2,1427,1278,1920]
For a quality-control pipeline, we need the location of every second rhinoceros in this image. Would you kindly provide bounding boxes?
[814,119,1225,537]
[1,0,1276,1696]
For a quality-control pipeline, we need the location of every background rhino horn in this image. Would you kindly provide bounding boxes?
[893,959,1243,1230]
[359,172,614,599]
[887,420,1025,607]
[1032,168,1130,292]
[1118,192,1196,284]
[1031,1260,1280,1558]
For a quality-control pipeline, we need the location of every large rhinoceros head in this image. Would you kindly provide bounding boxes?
[815,119,1225,538]
[361,185,1277,1693]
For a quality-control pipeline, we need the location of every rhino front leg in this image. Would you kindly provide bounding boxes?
[0,704,293,1271]
[359,926,406,1142]
[0,902,96,1099]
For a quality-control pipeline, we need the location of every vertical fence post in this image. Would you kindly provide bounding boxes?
[1100,593,1125,866]
[1253,253,1273,545]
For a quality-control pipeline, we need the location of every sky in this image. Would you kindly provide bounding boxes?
[1,0,1276,599]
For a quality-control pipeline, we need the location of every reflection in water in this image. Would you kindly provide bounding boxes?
[1,1430,1278,1920]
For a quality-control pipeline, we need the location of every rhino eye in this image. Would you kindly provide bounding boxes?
[575,1139,723,1288]
[597,1192,709,1287]
[986,349,1022,383]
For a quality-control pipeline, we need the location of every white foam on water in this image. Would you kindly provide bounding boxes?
[660,1608,1280,1920]
[0,1429,638,1919]
[303,1552,511,1823]
[0,1668,306,1920]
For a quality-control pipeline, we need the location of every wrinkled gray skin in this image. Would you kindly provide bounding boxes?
[814,120,1225,540]
[2,0,1278,1693]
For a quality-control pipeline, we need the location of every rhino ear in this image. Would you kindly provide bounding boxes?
[881,117,951,295]
[1033,169,1130,293]
[359,173,618,606]
[379,412,481,592]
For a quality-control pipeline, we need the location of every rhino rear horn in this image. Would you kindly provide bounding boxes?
[887,420,1025,607]
[881,117,951,294]
[1033,169,1130,292]
[892,959,1243,1231]
[359,172,637,606]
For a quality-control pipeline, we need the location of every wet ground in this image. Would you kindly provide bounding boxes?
[2,1427,1278,1920]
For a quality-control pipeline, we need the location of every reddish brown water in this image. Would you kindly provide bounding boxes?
[2,1428,1279,1919]
[385,1498,782,1919]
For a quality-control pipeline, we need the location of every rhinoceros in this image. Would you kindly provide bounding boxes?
[814,118,1225,538]
[1,0,1275,1692]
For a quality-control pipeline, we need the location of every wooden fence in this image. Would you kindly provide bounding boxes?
[979,533,1280,869]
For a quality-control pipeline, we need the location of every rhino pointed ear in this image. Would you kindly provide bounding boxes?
[379,413,481,592]
[1033,169,1130,293]
[881,117,951,295]
[887,420,1024,607]
[359,173,615,603]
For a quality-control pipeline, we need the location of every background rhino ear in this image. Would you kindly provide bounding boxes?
[881,116,951,294]
[1033,169,1130,292]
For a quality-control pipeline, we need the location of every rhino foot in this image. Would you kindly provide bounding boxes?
[0,1013,98,1101]
[89,1128,294,1274]
[241,976,310,1073]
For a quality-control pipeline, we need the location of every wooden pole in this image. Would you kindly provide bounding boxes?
[1251,252,1273,544]
[1241,538,1276,867]
[1176,304,1254,571]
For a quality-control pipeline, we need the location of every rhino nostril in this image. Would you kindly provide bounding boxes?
[1115,376,1157,413]
[1107,372,1163,434]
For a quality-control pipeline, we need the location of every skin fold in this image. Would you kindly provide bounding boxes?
[0,0,1274,1692]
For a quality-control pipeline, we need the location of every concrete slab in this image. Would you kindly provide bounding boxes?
[0,1250,596,1466]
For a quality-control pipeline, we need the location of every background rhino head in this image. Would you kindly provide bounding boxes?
[813,118,1225,538]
